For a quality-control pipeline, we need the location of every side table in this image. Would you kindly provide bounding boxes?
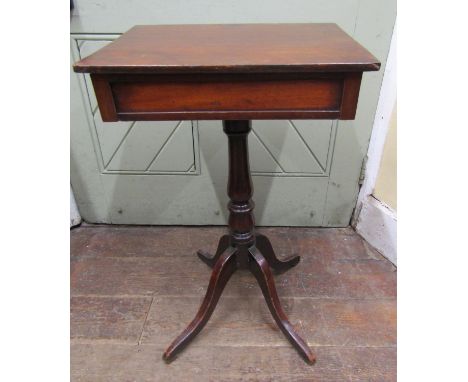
[74,23,380,364]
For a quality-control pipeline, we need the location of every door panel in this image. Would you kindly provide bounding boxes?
[251,120,335,175]
[102,119,195,174]
[75,39,198,176]
[70,0,396,226]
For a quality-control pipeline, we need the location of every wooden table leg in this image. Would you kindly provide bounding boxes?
[196,235,230,267]
[163,120,315,364]
[163,249,237,362]
[248,246,316,364]
[255,233,301,274]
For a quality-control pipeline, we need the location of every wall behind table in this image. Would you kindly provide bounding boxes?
[374,102,397,211]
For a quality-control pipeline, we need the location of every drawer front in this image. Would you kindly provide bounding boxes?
[91,73,361,121]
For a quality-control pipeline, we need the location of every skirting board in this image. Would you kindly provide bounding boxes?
[354,195,397,265]
[70,187,82,228]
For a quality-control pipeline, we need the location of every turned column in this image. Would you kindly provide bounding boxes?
[223,120,255,269]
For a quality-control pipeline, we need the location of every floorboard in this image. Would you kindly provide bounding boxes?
[71,225,396,381]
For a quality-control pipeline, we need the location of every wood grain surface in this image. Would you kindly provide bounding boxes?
[74,24,380,74]
[112,75,342,113]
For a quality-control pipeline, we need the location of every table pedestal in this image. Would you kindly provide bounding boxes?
[163,120,315,364]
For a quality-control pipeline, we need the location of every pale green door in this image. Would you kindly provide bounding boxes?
[71,0,396,226]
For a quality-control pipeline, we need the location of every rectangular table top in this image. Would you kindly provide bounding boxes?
[73,23,380,74]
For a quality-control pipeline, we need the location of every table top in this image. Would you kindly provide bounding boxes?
[73,24,380,74]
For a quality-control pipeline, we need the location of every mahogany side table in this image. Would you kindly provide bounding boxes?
[74,23,380,364]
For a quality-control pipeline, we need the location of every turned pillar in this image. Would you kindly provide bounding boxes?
[223,120,255,268]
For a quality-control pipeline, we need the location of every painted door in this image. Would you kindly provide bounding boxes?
[71,0,396,226]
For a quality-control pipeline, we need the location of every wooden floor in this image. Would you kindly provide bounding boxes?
[71,226,396,381]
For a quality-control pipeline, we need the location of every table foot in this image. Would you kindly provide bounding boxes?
[164,236,314,365]
[196,235,230,268]
[163,248,237,363]
[255,233,301,273]
[249,246,316,365]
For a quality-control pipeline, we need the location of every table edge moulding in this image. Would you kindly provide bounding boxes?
[73,23,380,365]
